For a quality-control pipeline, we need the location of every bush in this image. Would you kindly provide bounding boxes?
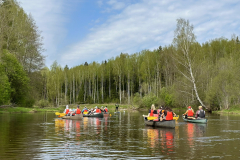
[141,93,159,108]
[133,93,141,105]
[160,87,174,107]
[37,99,49,108]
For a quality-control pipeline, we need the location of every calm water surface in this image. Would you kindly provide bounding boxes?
[0,111,240,159]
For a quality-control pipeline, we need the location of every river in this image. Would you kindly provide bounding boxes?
[0,111,240,159]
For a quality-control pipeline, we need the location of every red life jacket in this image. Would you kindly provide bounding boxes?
[150,110,154,116]
[96,109,101,113]
[165,111,173,121]
[66,109,69,114]
[187,110,194,117]
[76,108,81,114]
[153,114,159,121]
[104,108,108,112]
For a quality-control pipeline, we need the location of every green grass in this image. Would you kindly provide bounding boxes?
[0,106,62,114]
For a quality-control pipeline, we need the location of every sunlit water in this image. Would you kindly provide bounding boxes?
[0,111,240,159]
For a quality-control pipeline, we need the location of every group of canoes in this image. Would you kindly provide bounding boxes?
[144,105,207,128]
[59,105,109,119]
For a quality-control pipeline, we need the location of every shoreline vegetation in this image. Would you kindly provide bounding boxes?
[2,104,240,114]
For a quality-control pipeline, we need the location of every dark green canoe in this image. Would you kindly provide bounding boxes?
[144,117,175,128]
[182,116,207,123]
[83,113,104,118]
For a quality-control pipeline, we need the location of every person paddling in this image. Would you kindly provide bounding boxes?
[183,106,195,119]
[75,105,81,115]
[160,107,176,121]
[104,106,109,113]
[195,106,205,119]
[64,105,70,116]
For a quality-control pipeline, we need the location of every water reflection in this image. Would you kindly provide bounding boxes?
[143,127,175,155]
[2,112,240,159]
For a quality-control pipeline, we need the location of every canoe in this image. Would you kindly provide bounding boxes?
[182,116,207,123]
[83,113,104,118]
[103,112,109,114]
[144,117,175,128]
[62,114,83,120]
[114,111,120,114]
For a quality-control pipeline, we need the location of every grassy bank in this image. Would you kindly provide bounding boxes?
[0,106,62,114]
[0,103,138,113]
[0,103,189,114]
[213,108,240,114]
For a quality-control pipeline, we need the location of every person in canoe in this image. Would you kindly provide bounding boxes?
[148,104,158,119]
[195,106,205,119]
[100,106,104,112]
[82,107,88,114]
[183,106,195,119]
[104,106,109,113]
[160,107,176,121]
[94,106,102,113]
[64,105,70,116]
[75,105,81,115]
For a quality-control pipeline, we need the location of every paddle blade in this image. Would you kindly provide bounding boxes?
[147,116,158,120]
[173,115,179,120]
[55,112,60,115]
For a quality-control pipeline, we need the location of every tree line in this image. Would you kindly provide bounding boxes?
[0,0,44,106]
[1,0,240,110]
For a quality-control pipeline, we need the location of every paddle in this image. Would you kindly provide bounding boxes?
[173,115,179,120]
[55,112,66,117]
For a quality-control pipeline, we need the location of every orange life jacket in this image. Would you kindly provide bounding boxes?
[165,111,173,121]
[187,110,194,117]
[96,109,101,113]
[66,109,69,114]
[76,108,81,114]
[150,110,154,116]
[104,108,108,112]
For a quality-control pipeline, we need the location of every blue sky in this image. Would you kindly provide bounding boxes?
[19,0,240,68]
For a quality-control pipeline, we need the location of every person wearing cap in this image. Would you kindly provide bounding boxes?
[195,106,205,119]
[82,106,88,114]
[183,106,195,119]
[75,105,81,114]
[100,106,104,112]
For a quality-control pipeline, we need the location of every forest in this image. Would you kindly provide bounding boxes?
[1,0,240,110]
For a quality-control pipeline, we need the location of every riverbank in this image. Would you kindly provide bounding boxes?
[0,106,62,114]
[213,109,240,114]
[0,103,138,114]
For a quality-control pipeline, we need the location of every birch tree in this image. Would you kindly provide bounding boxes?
[173,18,205,107]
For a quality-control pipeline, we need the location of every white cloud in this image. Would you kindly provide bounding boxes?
[61,0,240,67]
[19,0,68,67]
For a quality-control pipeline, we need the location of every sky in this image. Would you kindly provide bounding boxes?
[19,0,240,68]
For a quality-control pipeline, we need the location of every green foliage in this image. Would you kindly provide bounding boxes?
[133,93,141,105]
[159,87,175,107]
[36,99,49,108]
[0,50,30,106]
[0,71,11,105]
[141,93,159,108]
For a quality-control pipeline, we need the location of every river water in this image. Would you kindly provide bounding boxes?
[0,111,240,159]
